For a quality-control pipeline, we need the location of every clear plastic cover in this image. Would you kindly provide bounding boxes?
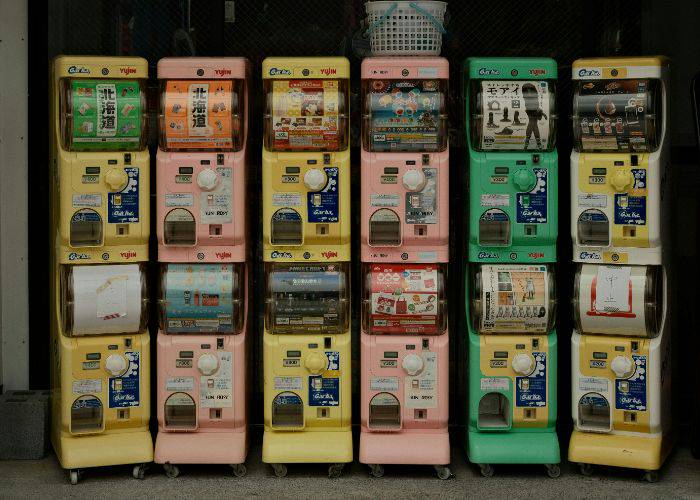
[470,80,557,151]
[70,209,104,247]
[60,264,148,336]
[573,264,663,338]
[163,208,197,246]
[479,209,511,247]
[159,79,244,151]
[164,392,197,430]
[368,392,401,430]
[270,208,303,246]
[263,79,349,151]
[577,209,610,246]
[271,392,304,428]
[59,78,148,151]
[362,263,446,335]
[159,263,244,334]
[265,263,349,334]
[369,208,401,246]
[70,395,103,434]
[573,78,661,152]
[362,79,448,152]
[470,264,556,334]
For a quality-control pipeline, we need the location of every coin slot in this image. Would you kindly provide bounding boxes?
[324,337,332,349]
[631,341,639,352]
[422,338,429,350]
[531,338,539,349]
[124,338,132,348]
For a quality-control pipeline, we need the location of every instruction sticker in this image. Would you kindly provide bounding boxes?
[166,193,194,207]
[515,352,547,407]
[72,193,102,208]
[579,376,609,393]
[481,377,510,391]
[370,377,399,392]
[272,192,302,207]
[107,167,139,223]
[274,376,303,391]
[200,351,232,408]
[615,354,647,411]
[481,193,510,207]
[307,167,339,223]
[108,351,140,408]
[73,379,102,394]
[308,351,340,407]
[166,376,195,392]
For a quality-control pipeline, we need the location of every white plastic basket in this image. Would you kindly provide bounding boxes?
[365,1,447,56]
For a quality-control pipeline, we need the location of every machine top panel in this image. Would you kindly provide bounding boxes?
[361,57,449,79]
[158,57,249,80]
[53,55,148,80]
[262,57,350,80]
[572,56,670,80]
[465,57,557,80]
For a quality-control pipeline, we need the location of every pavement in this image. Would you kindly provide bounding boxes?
[1,439,700,499]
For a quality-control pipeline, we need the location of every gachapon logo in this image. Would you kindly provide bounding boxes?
[320,67,337,76]
[579,251,601,260]
[68,65,90,75]
[119,67,137,75]
[271,251,293,259]
[578,68,601,78]
[478,68,500,76]
[269,67,292,76]
[215,69,232,76]
[478,251,499,259]
[68,252,91,261]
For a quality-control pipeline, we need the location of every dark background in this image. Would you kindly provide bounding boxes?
[30,0,700,455]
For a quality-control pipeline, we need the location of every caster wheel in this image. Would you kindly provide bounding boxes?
[163,464,179,479]
[545,464,561,479]
[328,463,344,479]
[369,464,384,478]
[68,470,80,485]
[132,464,147,480]
[579,463,594,477]
[271,463,287,478]
[231,463,247,478]
[479,464,494,478]
[435,465,452,480]
[643,470,659,483]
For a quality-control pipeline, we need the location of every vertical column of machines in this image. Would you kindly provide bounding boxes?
[358,57,451,479]
[464,57,560,478]
[568,57,672,482]
[260,57,353,478]
[154,58,250,478]
[50,56,153,484]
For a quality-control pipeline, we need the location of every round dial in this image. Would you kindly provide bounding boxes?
[610,169,632,192]
[304,352,327,374]
[104,354,128,377]
[304,168,327,191]
[402,354,424,376]
[511,353,535,375]
[197,353,219,376]
[196,168,219,191]
[611,355,634,378]
[104,168,128,192]
[513,168,537,192]
[402,169,427,192]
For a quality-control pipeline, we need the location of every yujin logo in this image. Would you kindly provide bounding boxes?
[119,67,137,75]
[320,67,337,76]
[215,251,232,259]
[215,69,232,76]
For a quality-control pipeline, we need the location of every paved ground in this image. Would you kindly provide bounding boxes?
[2,442,699,499]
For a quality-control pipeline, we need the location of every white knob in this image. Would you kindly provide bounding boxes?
[197,353,219,376]
[402,169,426,192]
[512,353,534,375]
[105,354,128,377]
[402,354,424,376]
[303,168,327,191]
[196,168,219,191]
[611,355,634,379]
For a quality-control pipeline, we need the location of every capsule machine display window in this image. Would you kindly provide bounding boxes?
[164,208,197,246]
[164,392,197,430]
[70,395,104,434]
[368,392,401,430]
[272,392,304,428]
[369,208,401,247]
[265,263,349,335]
[270,208,303,246]
[577,209,610,246]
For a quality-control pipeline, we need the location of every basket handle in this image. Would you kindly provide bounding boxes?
[409,2,446,33]
[364,2,398,36]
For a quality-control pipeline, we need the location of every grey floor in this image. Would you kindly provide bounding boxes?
[2,440,700,499]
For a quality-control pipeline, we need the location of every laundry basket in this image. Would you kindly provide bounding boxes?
[365,1,447,56]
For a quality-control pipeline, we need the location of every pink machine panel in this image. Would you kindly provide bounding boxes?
[360,57,449,263]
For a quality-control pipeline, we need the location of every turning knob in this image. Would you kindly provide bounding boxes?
[303,168,327,191]
[196,168,219,191]
[610,169,632,192]
[402,354,424,376]
[611,355,634,379]
[512,353,534,375]
[197,353,219,376]
[305,352,327,374]
[402,169,426,192]
[105,354,128,377]
[105,168,128,192]
[513,168,537,192]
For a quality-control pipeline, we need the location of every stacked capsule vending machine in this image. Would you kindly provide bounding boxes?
[568,57,672,481]
[49,56,152,484]
[261,57,352,478]
[154,58,249,478]
[358,57,451,479]
[464,58,560,478]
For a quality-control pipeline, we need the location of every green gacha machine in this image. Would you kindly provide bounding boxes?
[464,57,560,477]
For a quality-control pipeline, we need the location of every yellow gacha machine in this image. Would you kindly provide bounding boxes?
[50,56,152,484]
[261,57,352,478]
[568,57,673,481]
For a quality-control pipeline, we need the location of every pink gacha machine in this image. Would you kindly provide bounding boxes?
[154,57,249,478]
[359,57,451,479]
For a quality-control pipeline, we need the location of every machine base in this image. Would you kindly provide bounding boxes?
[155,429,247,465]
[262,429,353,464]
[568,430,670,471]
[54,429,153,470]
[467,429,560,465]
[359,430,450,465]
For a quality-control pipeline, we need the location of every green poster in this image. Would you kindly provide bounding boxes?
[70,79,143,150]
